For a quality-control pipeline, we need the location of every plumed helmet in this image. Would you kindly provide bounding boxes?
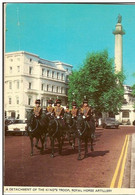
[35,99,40,104]
[83,98,88,104]
[48,99,53,104]
[56,99,61,104]
[72,101,77,106]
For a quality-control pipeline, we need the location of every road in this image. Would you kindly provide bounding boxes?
[4,126,135,188]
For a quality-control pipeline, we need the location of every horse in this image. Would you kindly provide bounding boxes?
[48,114,65,158]
[76,113,95,160]
[26,110,49,156]
[64,112,76,149]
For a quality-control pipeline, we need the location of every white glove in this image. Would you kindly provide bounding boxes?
[83,116,86,119]
[57,116,60,119]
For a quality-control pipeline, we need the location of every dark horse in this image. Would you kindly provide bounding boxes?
[48,114,64,158]
[76,114,95,160]
[64,112,76,149]
[26,110,49,156]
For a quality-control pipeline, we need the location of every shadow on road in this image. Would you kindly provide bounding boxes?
[87,150,109,158]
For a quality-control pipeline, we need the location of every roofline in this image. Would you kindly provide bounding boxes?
[5,51,39,58]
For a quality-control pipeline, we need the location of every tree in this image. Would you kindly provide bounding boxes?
[68,50,125,115]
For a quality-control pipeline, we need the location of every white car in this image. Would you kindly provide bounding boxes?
[7,119,27,135]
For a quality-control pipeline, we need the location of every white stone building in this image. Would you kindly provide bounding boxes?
[4,51,72,119]
[115,85,135,125]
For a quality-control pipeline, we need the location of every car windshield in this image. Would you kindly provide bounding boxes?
[14,120,25,124]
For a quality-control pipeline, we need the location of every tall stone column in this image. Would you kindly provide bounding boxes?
[113,15,125,73]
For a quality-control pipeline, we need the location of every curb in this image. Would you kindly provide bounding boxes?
[130,133,135,188]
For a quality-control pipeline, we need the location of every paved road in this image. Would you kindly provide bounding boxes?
[4,126,135,188]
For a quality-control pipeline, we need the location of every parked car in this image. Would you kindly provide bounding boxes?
[102,118,119,129]
[6,119,27,135]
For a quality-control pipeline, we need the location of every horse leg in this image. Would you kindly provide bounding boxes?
[72,135,75,150]
[90,138,94,151]
[30,136,34,156]
[84,138,88,158]
[40,136,44,154]
[50,137,54,158]
[44,134,48,149]
[57,137,62,155]
[77,138,81,160]
[35,137,40,149]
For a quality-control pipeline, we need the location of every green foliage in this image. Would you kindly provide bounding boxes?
[68,50,125,114]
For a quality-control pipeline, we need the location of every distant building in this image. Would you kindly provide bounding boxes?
[115,85,135,125]
[4,51,72,119]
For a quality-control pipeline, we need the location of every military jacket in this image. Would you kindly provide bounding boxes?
[33,106,42,117]
[65,108,71,113]
[46,106,54,113]
[71,108,78,117]
[80,106,91,118]
[54,106,65,117]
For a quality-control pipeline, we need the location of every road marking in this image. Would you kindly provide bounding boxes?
[117,135,129,188]
[110,135,128,188]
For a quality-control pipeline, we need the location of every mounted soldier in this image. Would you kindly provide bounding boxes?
[71,101,78,119]
[65,104,71,114]
[46,99,54,115]
[80,97,95,139]
[54,99,65,127]
[33,99,42,119]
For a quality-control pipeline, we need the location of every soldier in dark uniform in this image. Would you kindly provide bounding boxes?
[80,98,95,139]
[54,99,65,127]
[33,99,42,119]
[71,101,78,119]
[46,99,54,115]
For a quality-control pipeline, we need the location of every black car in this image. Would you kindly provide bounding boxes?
[102,118,119,129]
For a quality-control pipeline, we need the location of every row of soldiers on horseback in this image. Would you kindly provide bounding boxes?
[33,97,95,139]
[27,97,96,159]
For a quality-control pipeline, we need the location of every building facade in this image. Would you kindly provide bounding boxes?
[4,51,72,119]
[115,85,135,125]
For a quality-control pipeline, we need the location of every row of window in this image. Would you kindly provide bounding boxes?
[9,81,20,89]
[41,69,65,80]
[8,97,19,105]
[9,66,20,73]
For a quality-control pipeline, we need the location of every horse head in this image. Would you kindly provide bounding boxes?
[76,113,86,136]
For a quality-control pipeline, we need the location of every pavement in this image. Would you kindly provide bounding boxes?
[130,133,135,188]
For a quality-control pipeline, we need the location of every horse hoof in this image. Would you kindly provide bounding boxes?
[84,154,88,158]
[50,154,54,158]
[30,153,33,156]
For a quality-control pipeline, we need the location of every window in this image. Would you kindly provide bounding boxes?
[29,67,32,75]
[61,73,64,80]
[16,97,19,104]
[17,66,20,72]
[47,85,49,91]
[17,81,19,89]
[41,84,44,90]
[42,68,44,76]
[52,86,54,92]
[9,82,12,89]
[30,58,32,62]
[66,68,68,72]
[29,83,32,89]
[56,86,59,93]
[28,98,31,105]
[10,59,13,62]
[9,98,12,104]
[52,71,54,78]
[57,72,59,79]
[122,111,129,118]
[9,67,12,73]
[47,70,50,77]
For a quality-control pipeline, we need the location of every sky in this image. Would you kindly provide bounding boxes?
[5,2,135,85]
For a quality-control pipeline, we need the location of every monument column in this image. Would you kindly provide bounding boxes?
[113,14,125,73]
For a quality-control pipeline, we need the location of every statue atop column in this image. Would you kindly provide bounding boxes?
[117,14,122,23]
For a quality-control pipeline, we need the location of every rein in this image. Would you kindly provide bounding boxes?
[28,119,39,133]
[51,119,59,137]
[81,120,87,135]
